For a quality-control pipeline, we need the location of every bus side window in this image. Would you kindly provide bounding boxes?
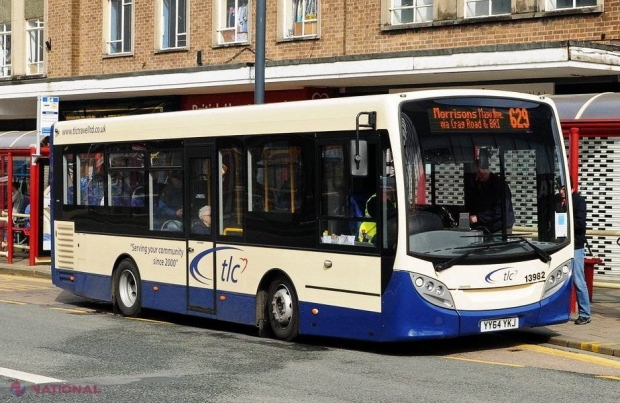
[320,142,375,247]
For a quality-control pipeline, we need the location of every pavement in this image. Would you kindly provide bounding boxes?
[0,256,619,358]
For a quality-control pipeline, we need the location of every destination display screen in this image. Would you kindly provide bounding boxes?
[428,106,531,133]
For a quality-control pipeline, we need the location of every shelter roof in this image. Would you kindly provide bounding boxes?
[0,131,38,150]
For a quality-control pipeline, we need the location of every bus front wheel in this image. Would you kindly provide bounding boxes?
[267,277,299,341]
[114,260,142,317]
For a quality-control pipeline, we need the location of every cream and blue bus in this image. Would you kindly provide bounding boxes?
[51,90,573,342]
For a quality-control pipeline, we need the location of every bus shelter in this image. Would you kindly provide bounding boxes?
[0,131,50,266]
[549,92,620,287]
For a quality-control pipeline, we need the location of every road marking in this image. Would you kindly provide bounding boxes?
[0,367,64,384]
[0,299,27,305]
[124,317,171,324]
[444,356,525,367]
[596,375,620,381]
[0,284,50,291]
[0,274,51,284]
[517,344,620,369]
[49,307,90,314]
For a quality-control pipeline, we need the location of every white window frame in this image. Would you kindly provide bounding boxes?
[390,0,433,25]
[283,0,319,39]
[161,0,188,49]
[465,0,511,17]
[216,0,251,45]
[108,0,133,55]
[26,19,43,75]
[0,23,10,77]
[545,0,597,10]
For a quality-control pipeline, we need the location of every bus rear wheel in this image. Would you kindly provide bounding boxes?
[114,260,142,317]
[267,277,299,341]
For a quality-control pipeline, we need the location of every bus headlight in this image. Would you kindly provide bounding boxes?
[542,260,572,299]
[410,273,455,309]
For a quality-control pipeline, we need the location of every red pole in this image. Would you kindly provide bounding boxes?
[569,127,580,190]
[567,127,581,314]
[7,153,13,264]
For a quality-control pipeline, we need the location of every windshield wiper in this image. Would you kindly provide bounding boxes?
[506,236,552,264]
[434,236,552,272]
[434,242,513,272]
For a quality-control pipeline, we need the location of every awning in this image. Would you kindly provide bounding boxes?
[0,131,38,150]
[549,93,620,137]
[549,92,620,120]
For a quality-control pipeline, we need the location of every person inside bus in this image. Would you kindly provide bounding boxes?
[192,205,212,235]
[157,171,184,228]
[358,181,396,243]
[466,159,515,234]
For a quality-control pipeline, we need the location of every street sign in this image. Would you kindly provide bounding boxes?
[36,96,59,160]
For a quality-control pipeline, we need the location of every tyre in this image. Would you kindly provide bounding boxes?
[267,276,299,341]
[114,260,142,316]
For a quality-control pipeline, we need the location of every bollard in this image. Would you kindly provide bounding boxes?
[584,257,602,302]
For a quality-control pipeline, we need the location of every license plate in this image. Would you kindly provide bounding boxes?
[480,317,519,332]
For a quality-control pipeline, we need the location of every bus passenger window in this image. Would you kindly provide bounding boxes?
[64,154,75,205]
[77,151,105,206]
[320,142,375,247]
[155,171,184,231]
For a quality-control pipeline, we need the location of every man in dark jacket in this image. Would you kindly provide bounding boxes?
[572,186,591,325]
[466,161,515,234]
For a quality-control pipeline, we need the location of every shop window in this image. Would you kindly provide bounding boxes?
[160,0,187,49]
[546,0,596,10]
[390,0,433,25]
[282,0,318,39]
[0,23,10,77]
[107,0,133,54]
[216,0,250,45]
[26,18,43,75]
[465,0,510,17]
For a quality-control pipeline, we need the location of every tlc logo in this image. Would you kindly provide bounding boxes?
[220,256,248,283]
[485,267,519,284]
[503,270,517,281]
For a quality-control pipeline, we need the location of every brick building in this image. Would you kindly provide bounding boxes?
[1,0,620,280]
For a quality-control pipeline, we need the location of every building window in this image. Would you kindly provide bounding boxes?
[465,0,510,17]
[284,0,318,38]
[162,0,187,49]
[390,0,433,25]
[217,0,250,44]
[0,23,10,77]
[26,19,43,75]
[546,0,596,10]
[109,0,133,54]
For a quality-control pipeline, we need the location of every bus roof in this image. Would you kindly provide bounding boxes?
[53,90,552,145]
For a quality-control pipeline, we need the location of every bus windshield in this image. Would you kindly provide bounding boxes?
[401,96,569,263]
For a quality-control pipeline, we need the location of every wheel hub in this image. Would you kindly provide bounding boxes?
[119,270,137,307]
[271,286,292,326]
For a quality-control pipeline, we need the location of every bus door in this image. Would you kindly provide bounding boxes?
[185,146,216,313]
